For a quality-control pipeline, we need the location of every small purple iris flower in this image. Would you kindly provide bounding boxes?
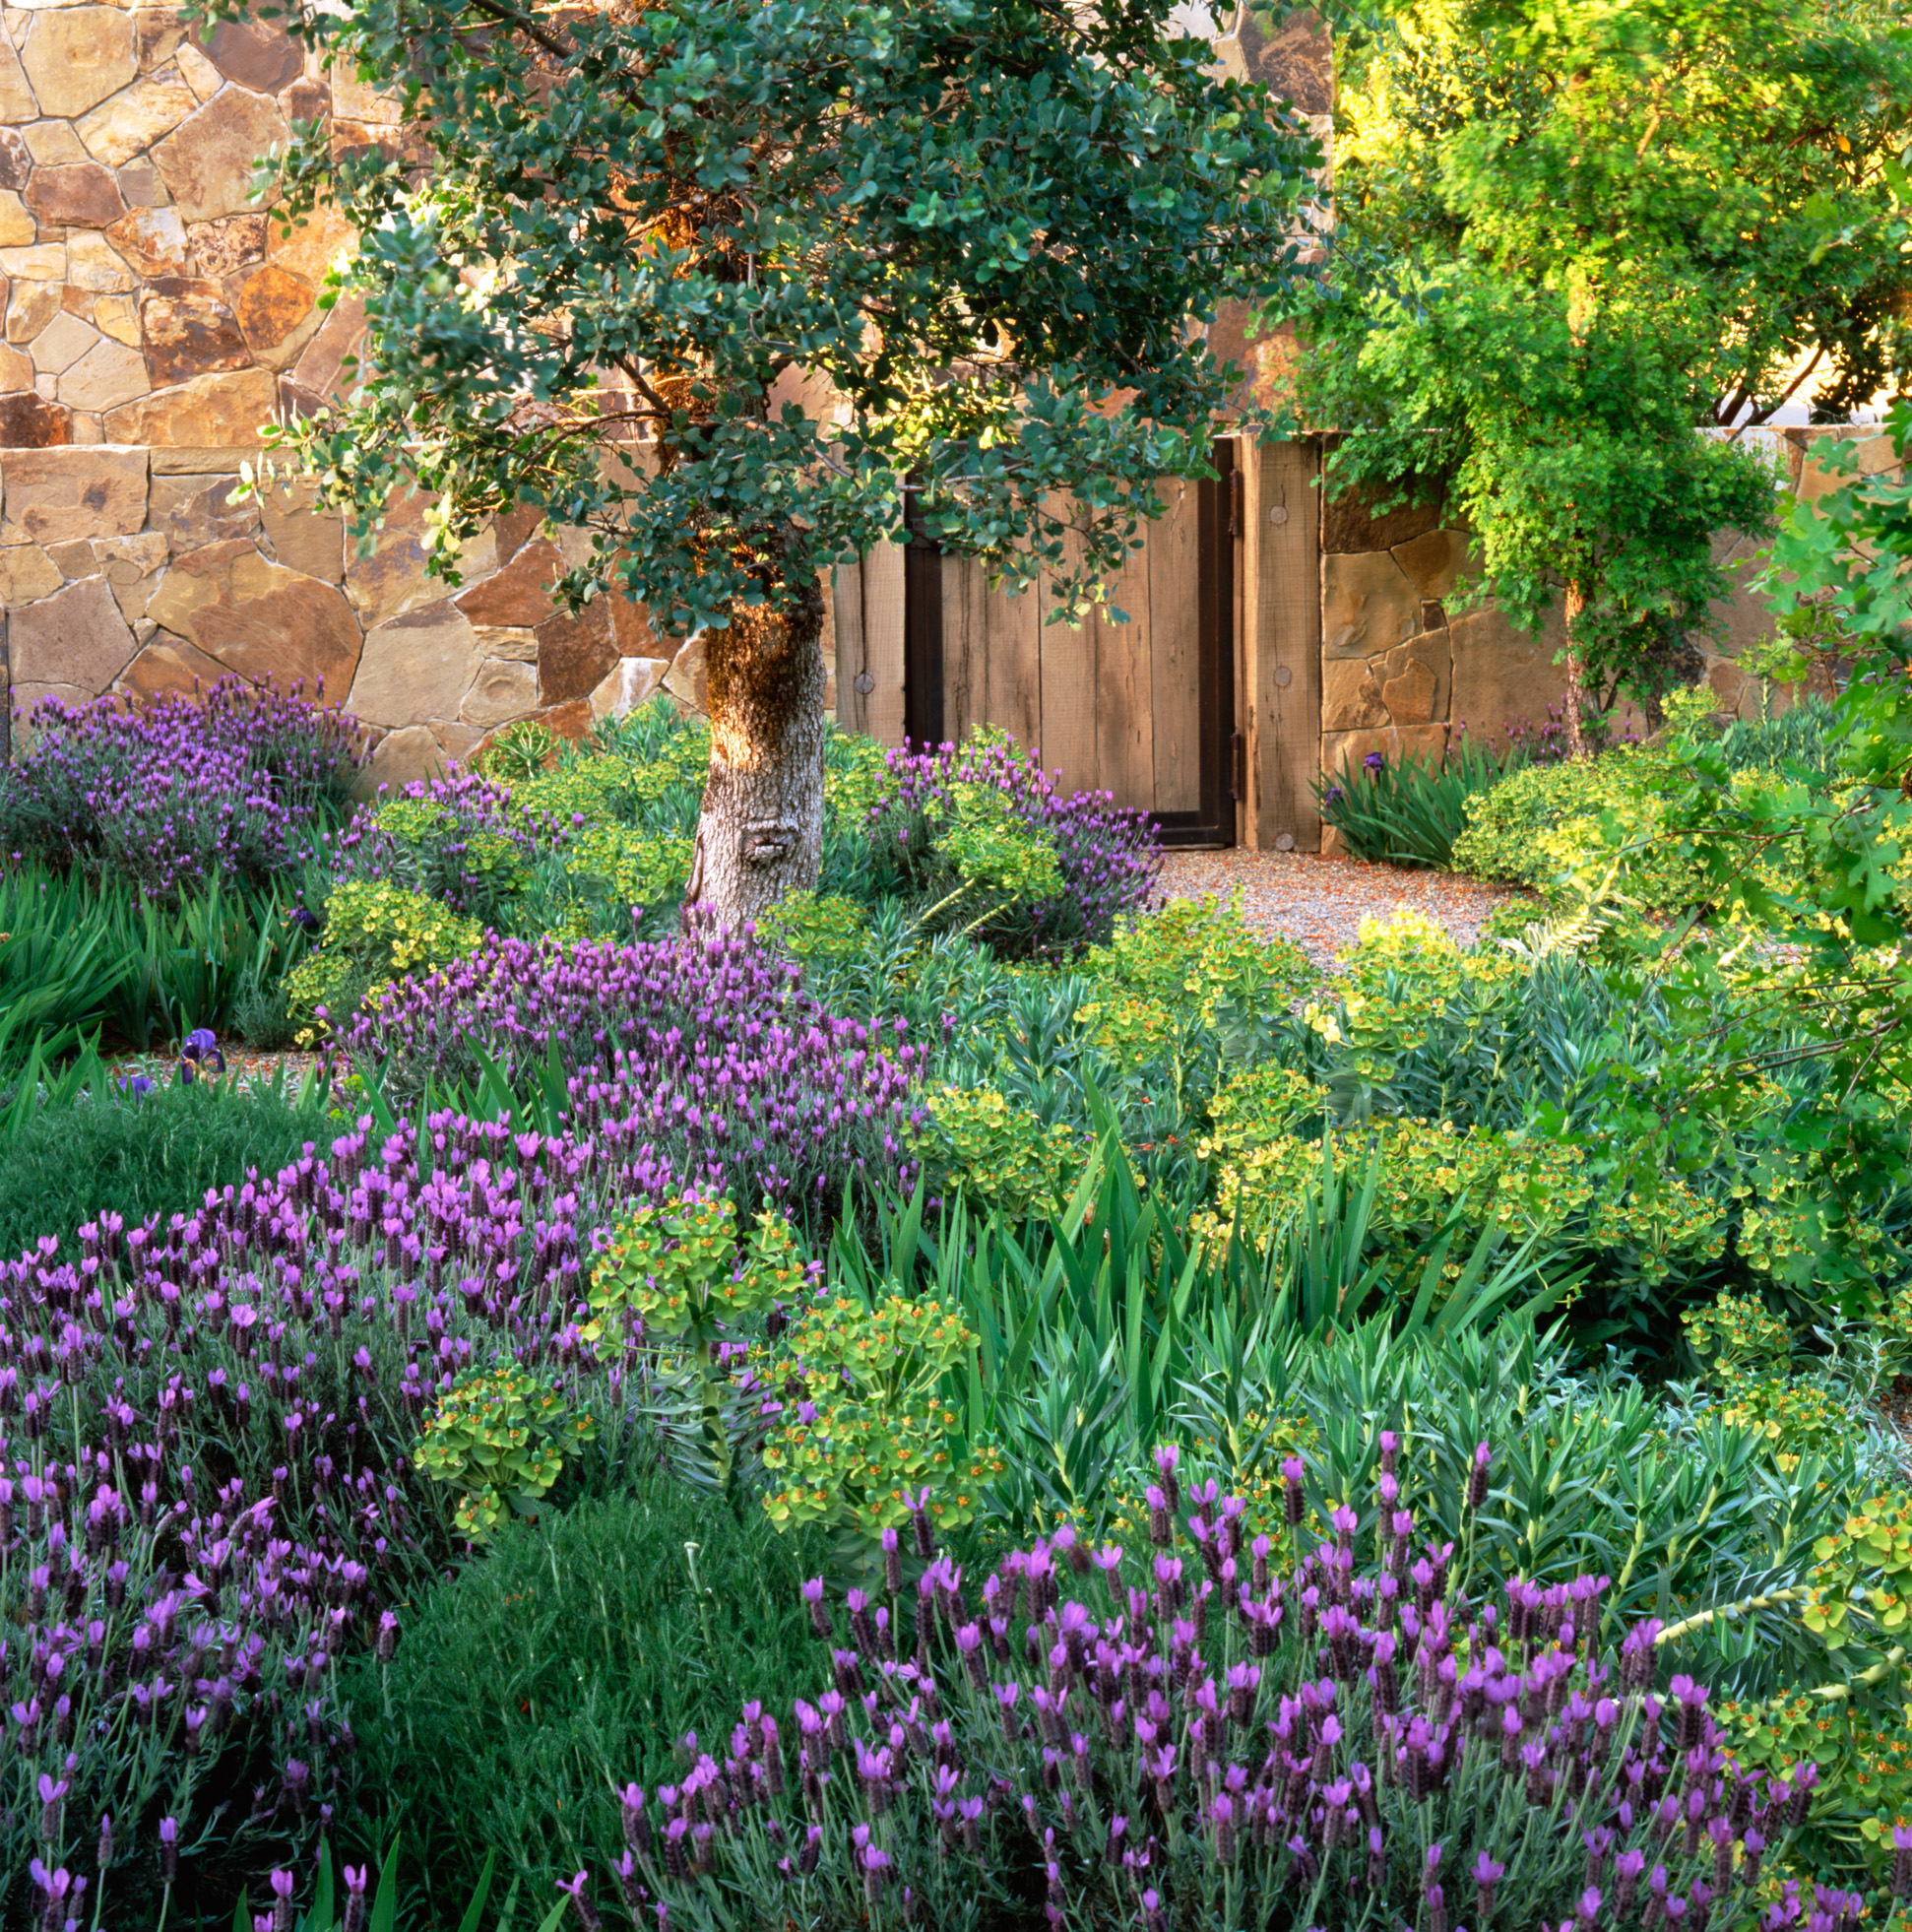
[180,1028,226,1079]
[1363,751,1385,773]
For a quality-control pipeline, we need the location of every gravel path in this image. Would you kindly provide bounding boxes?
[1158,848,1519,973]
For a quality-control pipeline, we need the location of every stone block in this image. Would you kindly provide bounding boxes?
[140,275,248,385]
[192,18,300,94]
[537,697,594,742]
[149,468,256,546]
[1321,548,1418,660]
[0,131,31,193]
[660,632,707,714]
[27,308,99,372]
[25,162,125,227]
[9,571,136,690]
[12,680,96,712]
[116,627,225,696]
[0,393,71,445]
[590,655,667,720]
[66,231,137,293]
[189,210,265,276]
[280,77,328,124]
[257,474,341,579]
[22,7,136,119]
[1321,655,1386,732]
[1,445,143,545]
[116,158,167,207]
[1,244,67,282]
[453,534,557,626]
[0,541,62,602]
[356,723,446,800]
[174,41,220,101]
[230,261,312,357]
[1374,627,1451,727]
[145,536,361,692]
[429,720,484,763]
[0,35,36,122]
[474,624,538,661]
[106,204,189,277]
[349,598,478,727]
[92,292,140,345]
[1447,603,1569,740]
[7,282,59,344]
[135,7,188,71]
[1389,527,1473,604]
[102,363,274,444]
[21,121,87,166]
[287,288,362,402]
[77,71,198,166]
[0,342,29,390]
[0,190,32,247]
[266,196,353,284]
[1319,476,1442,556]
[152,85,287,224]
[536,593,617,706]
[461,656,537,729]
[57,335,146,411]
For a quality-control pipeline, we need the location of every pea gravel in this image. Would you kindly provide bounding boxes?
[1158,848,1519,973]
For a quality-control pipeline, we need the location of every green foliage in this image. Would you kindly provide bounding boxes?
[1278,0,1911,731]
[913,1082,1095,1219]
[756,888,871,966]
[343,1480,825,1923]
[284,879,484,1044]
[1683,1290,1794,1379]
[1315,735,1527,869]
[414,1363,602,1545]
[0,1062,327,1261]
[761,1294,1002,1545]
[248,0,1320,653]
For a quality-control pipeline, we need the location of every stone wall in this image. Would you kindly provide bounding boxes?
[1316,426,1894,785]
[0,0,708,789]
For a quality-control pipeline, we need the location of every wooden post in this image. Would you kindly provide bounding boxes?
[832,543,908,746]
[1238,434,1322,851]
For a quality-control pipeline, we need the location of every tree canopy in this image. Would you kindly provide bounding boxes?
[1276,0,1912,743]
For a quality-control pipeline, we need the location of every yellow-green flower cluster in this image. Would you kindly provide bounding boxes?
[1682,1291,1793,1379]
[1803,1492,1912,1649]
[914,1082,1096,1219]
[759,889,871,966]
[414,1361,599,1544]
[284,879,485,1045]
[762,1295,1002,1541]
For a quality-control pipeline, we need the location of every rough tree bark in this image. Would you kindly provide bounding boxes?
[1561,581,1591,759]
[680,547,829,932]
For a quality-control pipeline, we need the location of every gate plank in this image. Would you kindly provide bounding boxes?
[1148,475,1202,814]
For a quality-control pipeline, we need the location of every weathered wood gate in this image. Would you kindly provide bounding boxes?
[832,435,1325,853]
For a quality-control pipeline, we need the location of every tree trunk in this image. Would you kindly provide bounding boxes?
[1561,581,1590,760]
[682,556,829,933]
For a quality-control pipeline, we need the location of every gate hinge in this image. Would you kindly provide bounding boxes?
[1229,730,1246,801]
[1228,468,1244,539]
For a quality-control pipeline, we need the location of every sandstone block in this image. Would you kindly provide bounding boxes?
[231,261,311,355]
[1380,657,1438,727]
[280,77,328,124]
[1389,527,1473,603]
[115,158,166,206]
[538,697,594,741]
[356,723,446,800]
[150,469,255,547]
[1319,479,1443,557]
[536,595,617,706]
[1322,548,1419,660]
[1448,603,1569,741]
[288,288,362,401]
[106,205,190,277]
[590,655,667,721]
[0,190,32,248]
[191,18,300,94]
[77,71,197,166]
[92,293,140,345]
[21,121,88,166]
[189,210,266,276]
[0,342,30,391]
[103,363,273,444]
[453,535,558,626]
[140,275,247,385]
[22,8,136,119]
[473,624,538,661]
[267,198,353,285]
[1321,655,1387,733]
[0,393,71,445]
[257,474,340,579]
[7,283,59,345]
[1374,628,1452,728]
[1,245,66,283]
[26,163,126,228]
[29,310,100,376]
[660,631,707,714]
[342,486,431,628]
[146,538,361,691]
[135,7,187,71]
[152,86,286,224]
[349,598,479,728]
[117,627,225,696]
[1322,723,1451,779]
[57,335,147,411]
[2,444,144,542]
[66,231,138,294]
[429,720,483,762]
[461,656,537,729]
[9,571,136,690]
[0,132,31,195]
[0,541,62,602]
[0,36,37,122]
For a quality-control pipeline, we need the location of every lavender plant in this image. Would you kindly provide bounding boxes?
[0,679,366,900]
[868,731,1159,959]
[571,1436,1866,1932]
[346,926,924,1230]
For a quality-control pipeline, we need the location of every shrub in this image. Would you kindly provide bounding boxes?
[338,771,559,925]
[912,1082,1095,1218]
[0,1069,329,1261]
[283,879,485,1043]
[580,1434,1837,1932]
[343,1480,825,1921]
[414,1361,602,1543]
[868,728,1159,957]
[0,677,365,898]
[346,926,924,1230]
